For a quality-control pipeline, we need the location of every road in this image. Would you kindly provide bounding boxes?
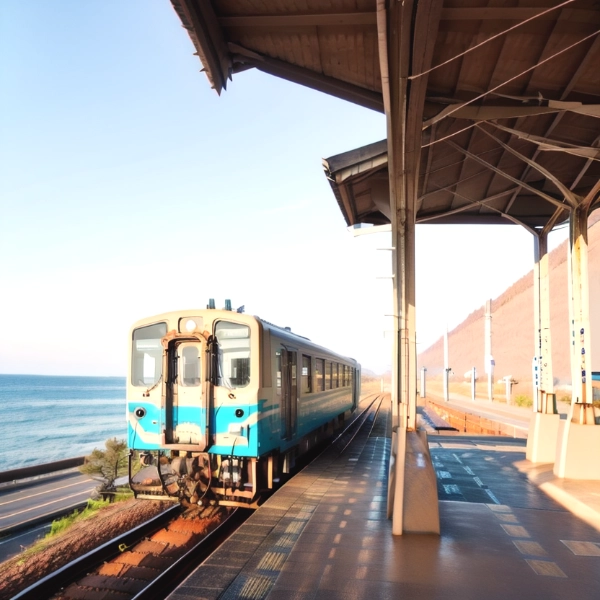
[0,470,97,561]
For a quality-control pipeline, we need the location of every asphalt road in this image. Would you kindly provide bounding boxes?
[0,522,52,562]
[0,471,97,538]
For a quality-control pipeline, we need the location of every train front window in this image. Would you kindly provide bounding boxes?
[181,346,201,386]
[132,322,167,387]
[215,321,251,388]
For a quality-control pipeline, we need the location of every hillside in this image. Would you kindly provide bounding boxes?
[418,211,600,396]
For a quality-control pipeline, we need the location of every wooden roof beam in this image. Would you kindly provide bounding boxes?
[174,0,230,94]
[218,13,377,28]
[229,43,384,113]
[441,6,597,22]
[503,33,600,216]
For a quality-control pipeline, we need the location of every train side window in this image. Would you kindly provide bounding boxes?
[301,355,312,393]
[276,351,282,395]
[343,365,348,386]
[325,360,332,390]
[215,321,251,388]
[316,358,324,391]
[333,363,339,388]
[132,322,167,387]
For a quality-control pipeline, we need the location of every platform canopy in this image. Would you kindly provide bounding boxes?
[172,0,600,234]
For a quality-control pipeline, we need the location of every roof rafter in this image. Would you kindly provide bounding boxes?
[476,124,578,206]
[446,139,569,211]
[417,188,536,233]
[486,122,600,160]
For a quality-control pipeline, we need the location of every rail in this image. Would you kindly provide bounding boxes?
[12,398,382,599]
[12,504,182,600]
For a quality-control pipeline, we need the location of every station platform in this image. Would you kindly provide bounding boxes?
[168,395,600,600]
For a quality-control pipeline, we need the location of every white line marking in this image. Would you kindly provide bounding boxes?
[0,490,92,521]
[485,489,501,504]
[0,524,50,546]
[0,479,93,507]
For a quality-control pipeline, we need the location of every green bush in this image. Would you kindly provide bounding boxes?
[47,499,110,537]
[514,395,533,408]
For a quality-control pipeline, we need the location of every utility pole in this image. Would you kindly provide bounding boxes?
[485,300,494,402]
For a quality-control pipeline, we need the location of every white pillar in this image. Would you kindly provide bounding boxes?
[485,300,494,402]
[527,233,559,462]
[504,376,512,405]
[443,327,449,402]
[471,367,476,402]
[554,204,600,479]
[568,206,593,415]
[534,232,556,414]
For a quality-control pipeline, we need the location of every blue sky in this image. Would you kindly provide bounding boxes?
[0,1,568,376]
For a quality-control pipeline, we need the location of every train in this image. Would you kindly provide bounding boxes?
[127,301,360,507]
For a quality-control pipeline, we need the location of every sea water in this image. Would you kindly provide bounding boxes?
[0,374,126,471]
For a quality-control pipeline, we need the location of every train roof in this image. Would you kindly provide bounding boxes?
[130,309,359,365]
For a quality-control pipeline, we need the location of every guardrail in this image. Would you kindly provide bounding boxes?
[0,457,85,485]
[425,399,527,438]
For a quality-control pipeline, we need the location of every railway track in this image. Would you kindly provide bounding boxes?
[13,395,384,600]
[13,505,250,600]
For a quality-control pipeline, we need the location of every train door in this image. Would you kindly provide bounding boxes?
[165,339,207,447]
[280,348,297,440]
[353,367,360,410]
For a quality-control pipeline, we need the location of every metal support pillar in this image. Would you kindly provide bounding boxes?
[535,233,556,413]
[381,0,440,535]
[554,204,600,479]
[568,205,593,415]
[420,367,427,398]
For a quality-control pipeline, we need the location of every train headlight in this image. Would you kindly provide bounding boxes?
[235,409,244,418]
[185,319,197,332]
[135,407,147,419]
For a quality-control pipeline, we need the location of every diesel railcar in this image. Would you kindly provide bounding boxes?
[127,303,360,506]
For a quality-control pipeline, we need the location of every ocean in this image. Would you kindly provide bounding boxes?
[0,374,126,472]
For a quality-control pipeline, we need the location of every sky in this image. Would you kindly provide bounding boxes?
[0,0,569,377]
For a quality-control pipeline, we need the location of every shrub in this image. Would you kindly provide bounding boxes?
[47,499,110,538]
[514,395,533,408]
[80,438,129,497]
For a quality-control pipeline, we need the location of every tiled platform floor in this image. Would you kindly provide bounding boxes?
[168,397,600,600]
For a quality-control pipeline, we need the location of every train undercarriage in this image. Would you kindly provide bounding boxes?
[129,450,270,508]
[129,415,348,507]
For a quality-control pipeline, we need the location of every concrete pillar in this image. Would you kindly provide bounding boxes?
[554,204,600,479]
[527,232,560,463]
[471,367,476,401]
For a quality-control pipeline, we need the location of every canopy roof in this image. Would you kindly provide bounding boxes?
[172,0,600,232]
